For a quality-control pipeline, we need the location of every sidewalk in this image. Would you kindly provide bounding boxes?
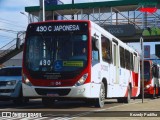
[108,98,160,111]
[75,98,160,120]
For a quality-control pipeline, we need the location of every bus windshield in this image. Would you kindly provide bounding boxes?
[25,33,88,73]
[144,61,150,80]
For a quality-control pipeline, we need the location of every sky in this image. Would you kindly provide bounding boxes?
[0,0,159,55]
[0,0,100,47]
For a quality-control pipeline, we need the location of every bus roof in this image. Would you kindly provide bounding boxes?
[90,21,139,55]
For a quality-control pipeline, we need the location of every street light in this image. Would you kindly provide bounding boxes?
[20,12,27,17]
[20,12,39,23]
[20,12,30,24]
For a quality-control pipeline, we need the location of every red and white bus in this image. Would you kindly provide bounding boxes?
[22,20,140,108]
[141,60,160,98]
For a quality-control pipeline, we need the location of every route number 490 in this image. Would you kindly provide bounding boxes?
[40,60,51,66]
[36,26,52,32]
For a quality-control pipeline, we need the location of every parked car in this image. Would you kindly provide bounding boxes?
[0,66,28,104]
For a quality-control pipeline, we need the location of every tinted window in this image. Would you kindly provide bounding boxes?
[130,53,134,70]
[120,46,125,68]
[25,33,88,72]
[101,35,111,63]
[144,61,150,80]
[125,50,130,70]
[0,68,22,76]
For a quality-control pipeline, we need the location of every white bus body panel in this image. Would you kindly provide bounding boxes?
[90,21,136,98]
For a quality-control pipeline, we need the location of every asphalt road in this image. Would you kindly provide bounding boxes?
[0,98,159,120]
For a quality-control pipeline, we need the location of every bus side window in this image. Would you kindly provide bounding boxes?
[101,35,111,63]
[125,50,130,70]
[120,46,125,68]
[92,37,99,61]
[130,53,134,71]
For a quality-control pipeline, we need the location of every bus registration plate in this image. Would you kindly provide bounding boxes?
[47,93,59,97]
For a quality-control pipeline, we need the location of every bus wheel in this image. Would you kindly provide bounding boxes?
[95,82,105,108]
[124,86,131,103]
[42,98,55,107]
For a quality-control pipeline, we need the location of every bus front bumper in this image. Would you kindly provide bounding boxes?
[22,83,101,99]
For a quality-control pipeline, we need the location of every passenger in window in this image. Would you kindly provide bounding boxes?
[102,37,110,61]
[101,37,107,60]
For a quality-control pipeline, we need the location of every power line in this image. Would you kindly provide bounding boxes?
[0,20,26,29]
[0,17,27,27]
[0,25,25,31]
[0,28,19,33]
[0,28,19,34]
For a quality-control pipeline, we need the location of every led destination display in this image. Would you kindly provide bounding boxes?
[27,22,88,33]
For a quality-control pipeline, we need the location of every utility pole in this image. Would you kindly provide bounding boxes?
[140,37,144,103]
[39,0,45,21]
[71,0,74,20]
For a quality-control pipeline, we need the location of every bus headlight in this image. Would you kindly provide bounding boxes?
[145,84,151,89]
[23,74,32,86]
[75,73,88,86]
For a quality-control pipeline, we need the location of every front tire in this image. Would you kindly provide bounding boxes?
[95,82,105,108]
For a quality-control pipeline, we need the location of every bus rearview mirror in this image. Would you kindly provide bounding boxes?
[95,39,99,50]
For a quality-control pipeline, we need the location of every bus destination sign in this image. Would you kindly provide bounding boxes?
[28,22,88,33]
[36,25,80,32]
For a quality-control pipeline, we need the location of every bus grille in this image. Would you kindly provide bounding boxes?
[35,88,71,96]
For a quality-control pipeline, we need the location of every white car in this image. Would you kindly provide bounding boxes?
[0,66,28,104]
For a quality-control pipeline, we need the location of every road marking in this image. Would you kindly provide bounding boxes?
[0,99,156,120]
[51,99,154,120]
